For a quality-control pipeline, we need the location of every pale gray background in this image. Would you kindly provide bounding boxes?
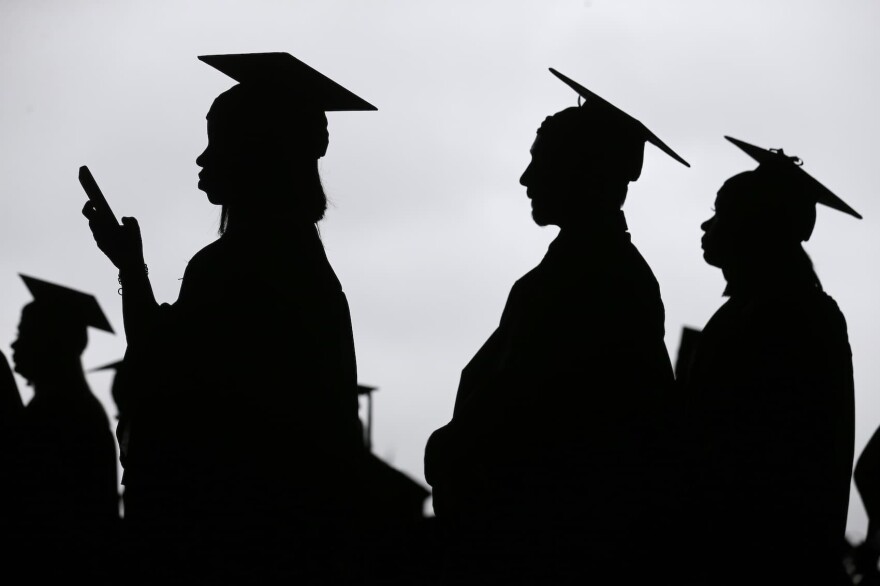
[1,0,878,538]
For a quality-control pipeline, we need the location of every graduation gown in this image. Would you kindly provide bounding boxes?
[425,212,674,583]
[684,279,854,585]
[16,382,119,582]
[852,426,880,584]
[856,426,880,539]
[0,350,22,527]
[121,225,361,582]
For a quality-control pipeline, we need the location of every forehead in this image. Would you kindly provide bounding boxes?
[17,303,48,336]
[529,126,577,158]
[530,134,543,154]
[18,303,36,327]
[715,171,759,204]
[206,95,328,140]
[18,301,84,335]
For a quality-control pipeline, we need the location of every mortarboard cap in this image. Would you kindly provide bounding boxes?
[549,68,690,169]
[357,384,377,395]
[725,136,862,220]
[198,52,377,112]
[89,359,124,373]
[20,275,114,334]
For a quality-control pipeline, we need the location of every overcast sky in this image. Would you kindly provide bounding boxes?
[2,0,879,537]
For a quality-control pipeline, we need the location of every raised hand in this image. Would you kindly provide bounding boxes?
[82,203,145,271]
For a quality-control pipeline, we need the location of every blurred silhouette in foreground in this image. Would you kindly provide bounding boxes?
[89,358,135,544]
[356,384,434,585]
[857,427,880,547]
[9,275,119,584]
[674,326,701,389]
[0,348,22,569]
[683,137,859,586]
[88,359,130,466]
[425,68,689,585]
[847,426,880,584]
[83,52,374,584]
[0,346,22,427]
[0,344,23,466]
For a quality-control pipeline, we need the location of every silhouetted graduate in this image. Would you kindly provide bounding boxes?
[355,384,433,586]
[684,137,858,586]
[857,427,880,546]
[849,426,880,584]
[425,68,687,585]
[0,348,22,425]
[674,326,701,387]
[0,348,22,545]
[0,345,22,461]
[82,53,372,584]
[91,360,126,415]
[89,360,132,466]
[9,275,119,583]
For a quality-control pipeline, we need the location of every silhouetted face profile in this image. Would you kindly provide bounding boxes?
[11,276,113,385]
[520,133,573,227]
[520,107,645,227]
[195,85,330,222]
[701,170,817,270]
[11,303,87,384]
[194,53,377,229]
[520,69,690,228]
[704,137,862,272]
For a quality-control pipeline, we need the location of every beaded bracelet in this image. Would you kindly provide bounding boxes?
[118,264,149,295]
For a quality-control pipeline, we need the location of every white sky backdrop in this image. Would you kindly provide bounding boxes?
[1,0,878,538]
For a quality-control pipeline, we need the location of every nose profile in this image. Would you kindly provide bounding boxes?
[196,147,208,168]
[520,163,531,187]
[701,216,715,232]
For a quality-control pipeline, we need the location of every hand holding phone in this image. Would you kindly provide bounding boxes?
[80,165,143,270]
[79,165,119,227]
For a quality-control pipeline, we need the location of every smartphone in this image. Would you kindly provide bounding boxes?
[78,165,119,226]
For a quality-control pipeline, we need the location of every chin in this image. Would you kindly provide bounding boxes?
[702,250,722,268]
[532,212,560,228]
[204,191,225,206]
[199,180,221,204]
[530,204,557,227]
[531,211,552,227]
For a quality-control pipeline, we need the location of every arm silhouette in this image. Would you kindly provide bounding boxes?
[82,205,158,345]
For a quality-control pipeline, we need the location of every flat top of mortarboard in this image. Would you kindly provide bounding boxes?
[198,52,377,112]
[548,68,690,168]
[358,384,377,395]
[725,136,862,219]
[20,274,114,334]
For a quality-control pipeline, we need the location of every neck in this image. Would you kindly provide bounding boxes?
[722,246,820,296]
[223,202,268,234]
[32,357,89,398]
[559,209,628,235]
[223,201,316,236]
[221,165,324,235]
